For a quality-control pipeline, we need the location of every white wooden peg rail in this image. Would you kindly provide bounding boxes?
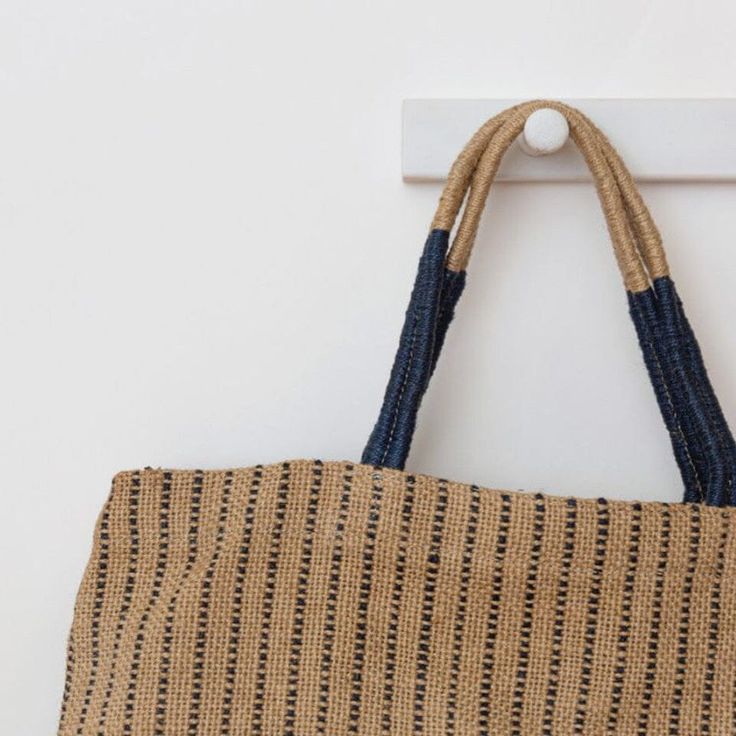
[402,99,736,182]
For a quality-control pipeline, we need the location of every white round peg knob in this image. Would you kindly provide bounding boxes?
[519,108,570,156]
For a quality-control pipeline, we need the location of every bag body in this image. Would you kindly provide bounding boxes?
[59,463,736,735]
[59,101,736,734]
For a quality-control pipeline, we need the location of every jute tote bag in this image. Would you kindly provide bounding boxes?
[59,101,736,735]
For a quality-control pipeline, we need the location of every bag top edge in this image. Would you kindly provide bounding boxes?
[110,458,736,516]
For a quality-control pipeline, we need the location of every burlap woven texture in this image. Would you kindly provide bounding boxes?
[59,460,736,735]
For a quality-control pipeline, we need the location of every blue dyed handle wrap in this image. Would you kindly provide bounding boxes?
[362,230,462,470]
[363,102,736,506]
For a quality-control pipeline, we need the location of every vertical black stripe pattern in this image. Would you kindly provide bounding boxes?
[668,504,701,735]
[59,633,75,730]
[382,475,417,733]
[542,498,577,736]
[605,502,642,734]
[315,465,354,735]
[636,505,671,735]
[219,465,263,735]
[478,494,513,736]
[122,471,173,734]
[700,510,730,734]
[154,471,204,736]
[95,471,142,733]
[347,469,384,733]
[186,471,234,736]
[445,485,480,735]
[283,461,324,736]
[413,483,449,733]
[73,486,114,734]
[733,653,736,736]
[250,463,291,735]
[510,494,546,736]
[572,498,610,735]
[59,460,736,734]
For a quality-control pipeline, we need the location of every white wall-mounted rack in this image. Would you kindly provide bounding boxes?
[403,99,736,182]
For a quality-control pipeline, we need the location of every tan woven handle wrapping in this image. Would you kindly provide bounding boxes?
[431,100,669,293]
[363,99,736,506]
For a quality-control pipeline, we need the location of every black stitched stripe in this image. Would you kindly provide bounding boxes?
[700,511,730,734]
[347,469,384,733]
[635,505,671,735]
[542,498,577,736]
[220,465,263,735]
[510,494,546,736]
[478,494,512,736]
[121,471,173,734]
[605,502,642,734]
[316,464,354,734]
[572,498,610,735]
[382,475,417,733]
[186,471,234,736]
[59,633,75,730]
[283,461,324,736]
[250,463,291,734]
[445,485,480,735]
[668,504,701,735]
[733,659,736,736]
[413,482,449,734]
[94,471,142,733]
[73,483,114,734]
[154,471,204,736]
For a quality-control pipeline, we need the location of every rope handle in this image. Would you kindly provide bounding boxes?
[432,101,734,503]
[362,101,736,505]
[433,100,667,293]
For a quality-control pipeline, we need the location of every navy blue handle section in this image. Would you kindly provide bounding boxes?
[629,279,736,505]
[362,230,465,468]
[363,231,736,506]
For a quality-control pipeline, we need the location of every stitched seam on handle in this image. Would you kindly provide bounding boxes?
[380,308,420,466]
[668,285,736,504]
[644,336,703,499]
[639,316,703,501]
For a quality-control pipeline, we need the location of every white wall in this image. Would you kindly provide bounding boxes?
[2,0,736,731]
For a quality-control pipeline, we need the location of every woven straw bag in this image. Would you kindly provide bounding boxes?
[59,101,736,735]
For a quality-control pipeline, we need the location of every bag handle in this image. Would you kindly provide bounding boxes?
[430,103,664,279]
[435,102,736,504]
[362,101,736,505]
[437,102,666,290]
[437,103,735,505]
